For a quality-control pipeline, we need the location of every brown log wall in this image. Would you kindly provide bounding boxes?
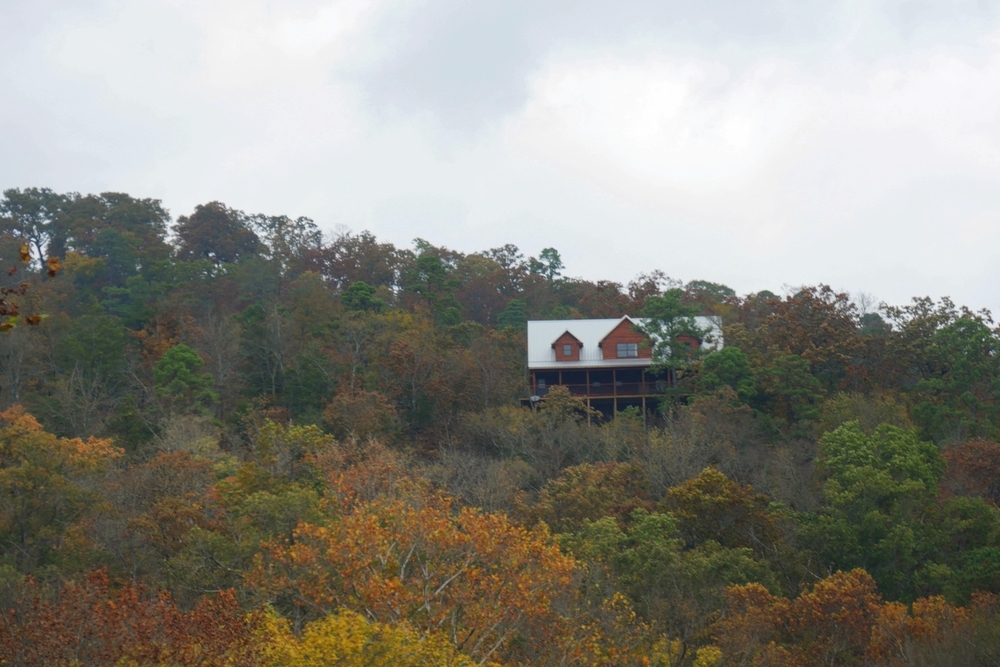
[599,320,653,360]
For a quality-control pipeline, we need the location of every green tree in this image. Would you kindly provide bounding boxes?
[697,347,756,402]
[403,242,462,325]
[684,280,735,302]
[756,354,824,425]
[954,546,1000,602]
[563,509,777,642]
[90,228,138,287]
[57,192,173,284]
[804,421,948,600]
[341,281,385,313]
[251,214,322,257]
[0,406,122,573]
[640,288,708,371]
[163,421,329,598]
[911,317,1000,442]
[0,187,68,267]
[37,311,130,437]
[496,299,526,330]
[154,344,219,414]
[529,248,564,282]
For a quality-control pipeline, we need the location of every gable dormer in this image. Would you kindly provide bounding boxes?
[598,317,652,360]
[552,331,583,362]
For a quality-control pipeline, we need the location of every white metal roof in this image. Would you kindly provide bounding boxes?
[526,315,723,370]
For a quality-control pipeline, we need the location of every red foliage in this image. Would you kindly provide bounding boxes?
[714,570,1000,667]
[0,570,262,666]
[942,439,1000,504]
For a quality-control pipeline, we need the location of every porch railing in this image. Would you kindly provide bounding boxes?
[534,381,667,397]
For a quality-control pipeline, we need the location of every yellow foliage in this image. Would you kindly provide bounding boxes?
[649,637,685,666]
[60,250,107,282]
[646,638,721,667]
[259,608,477,667]
[693,645,723,667]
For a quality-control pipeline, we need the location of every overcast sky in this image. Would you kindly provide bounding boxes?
[3,0,1000,313]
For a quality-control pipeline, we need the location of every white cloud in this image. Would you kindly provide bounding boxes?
[501,33,1000,309]
[185,0,388,93]
[510,55,815,193]
[509,36,1000,208]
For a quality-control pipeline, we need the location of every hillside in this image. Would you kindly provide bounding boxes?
[1,187,1000,666]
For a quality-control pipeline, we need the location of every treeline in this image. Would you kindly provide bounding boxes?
[0,187,999,666]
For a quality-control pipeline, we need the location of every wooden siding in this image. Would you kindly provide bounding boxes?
[552,331,583,362]
[599,320,652,361]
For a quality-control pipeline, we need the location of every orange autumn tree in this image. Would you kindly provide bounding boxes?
[867,595,971,666]
[714,569,884,666]
[713,568,1000,667]
[247,436,576,660]
[249,490,577,665]
[252,439,662,666]
[0,406,122,573]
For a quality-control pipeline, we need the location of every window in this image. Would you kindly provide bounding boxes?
[562,344,572,357]
[616,342,638,358]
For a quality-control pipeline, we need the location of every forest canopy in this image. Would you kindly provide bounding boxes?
[1,186,1000,666]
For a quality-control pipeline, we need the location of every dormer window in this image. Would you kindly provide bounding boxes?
[616,342,638,358]
[598,317,651,361]
[553,331,583,361]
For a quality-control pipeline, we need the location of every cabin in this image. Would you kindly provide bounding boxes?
[525,315,723,420]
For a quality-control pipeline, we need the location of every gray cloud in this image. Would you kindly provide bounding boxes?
[357,0,841,129]
[355,1,1000,128]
